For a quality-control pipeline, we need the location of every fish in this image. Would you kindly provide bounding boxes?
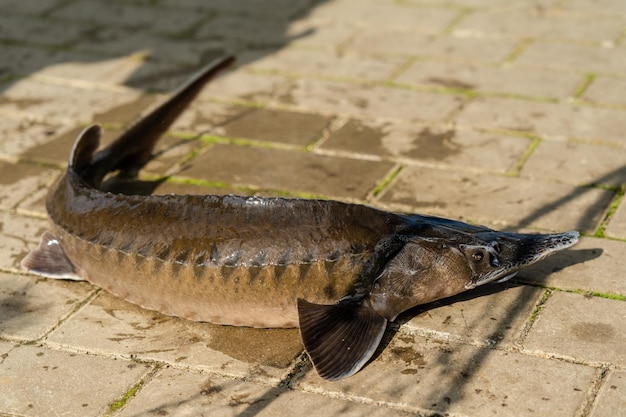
[21,55,580,381]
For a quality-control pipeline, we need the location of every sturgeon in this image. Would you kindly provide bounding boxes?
[22,55,580,381]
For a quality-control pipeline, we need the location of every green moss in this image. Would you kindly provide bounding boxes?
[594,185,625,238]
[573,73,597,99]
[106,380,142,415]
[507,136,541,176]
[572,289,626,301]
[372,165,403,197]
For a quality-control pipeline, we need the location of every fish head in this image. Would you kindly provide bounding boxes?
[370,228,579,321]
[459,230,580,289]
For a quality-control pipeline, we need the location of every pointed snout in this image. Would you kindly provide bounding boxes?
[467,230,579,289]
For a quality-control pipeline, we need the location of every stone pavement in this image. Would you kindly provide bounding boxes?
[0,0,625,415]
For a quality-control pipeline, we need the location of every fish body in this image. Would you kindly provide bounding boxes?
[22,56,580,381]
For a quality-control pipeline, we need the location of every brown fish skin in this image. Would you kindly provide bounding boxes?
[46,165,409,327]
[22,55,581,381]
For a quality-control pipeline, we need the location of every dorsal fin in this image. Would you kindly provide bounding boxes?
[297,298,387,381]
[69,124,102,175]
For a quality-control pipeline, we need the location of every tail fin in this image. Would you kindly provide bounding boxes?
[76,55,235,185]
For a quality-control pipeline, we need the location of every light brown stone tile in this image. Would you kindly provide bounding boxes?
[0,344,151,417]
[396,60,582,99]
[590,370,626,417]
[0,78,141,126]
[277,78,463,122]
[350,31,516,64]
[197,71,291,103]
[52,0,205,34]
[46,292,302,383]
[606,199,626,239]
[0,272,94,341]
[307,0,461,32]
[455,9,623,42]
[520,140,626,187]
[457,97,626,144]
[219,108,332,146]
[516,42,626,75]
[295,334,596,416]
[379,166,613,232]
[525,292,626,366]
[0,116,62,160]
[248,48,405,81]
[322,119,530,172]
[118,368,406,417]
[0,212,48,272]
[521,236,626,297]
[0,14,91,46]
[181,143,395,199]
[404,283,543,346]
[0,162,57,210]
[583,76,626,106]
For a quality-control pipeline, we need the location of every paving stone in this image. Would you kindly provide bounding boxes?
[606,199,626,239]
[0,13,91,47]
[564,0,626,15]
[248,48,405,82]
[516,42,626,75]
[52,0,206,34]
[0,212,47,272]
[295,334,596,416]
[349,31,516,64]
[0,272,94,341]
[197,15,307,47]
[0,0,61,14]
[0,116,66,160]
[590,370,626,417]
[583,76,626,106]
[0,161,57,210]
[378,166,613,232]
[0,44,102,79]
[161,0,311,18]
[457,97,626,144]
[454,9,624,43]
[181,143,395,199]
[521,236,626,297]
[46,291,303,382]
[0,78,141,126]
[285,20,357,48]
[118,368,406,417]
[520,140,626,187]
[219,107,331,146]
[404,283,543,346]
[197,71,291,104]
[524,291,626,366]
[77,27,230,66]
[0,343,151,417]
[151,181,245,197]
[322,119,530,172]
[277,79,463,122]
[395,60,582,99]
[19,126,119,166]
[307,0,460,32]
[170,102,251,134]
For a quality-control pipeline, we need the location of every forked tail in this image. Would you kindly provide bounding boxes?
[70,55,235,187]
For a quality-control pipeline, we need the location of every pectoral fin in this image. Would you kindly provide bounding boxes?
[297,298,387,381]
[21,232,84,281]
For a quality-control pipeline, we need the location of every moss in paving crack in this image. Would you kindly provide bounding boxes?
[572,289,625,301]
[507,136,541,176]
[372,165,403,197]
[594,185,624,238]
[573,73,597,99]
[106,380,143,415]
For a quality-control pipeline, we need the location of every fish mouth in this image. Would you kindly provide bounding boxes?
[465,230,580,289]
